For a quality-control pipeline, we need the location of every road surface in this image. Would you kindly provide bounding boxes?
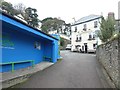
[13,50,110,88]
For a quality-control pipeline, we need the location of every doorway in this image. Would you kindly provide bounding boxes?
[84,43,88,53]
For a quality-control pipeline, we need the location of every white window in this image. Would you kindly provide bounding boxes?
[83,24,87,31]
[94,21,98,28]
[75,26,77,32]
[88,33,92,40]
[34,41,41,50]
[76,35,81,42]
[93,43,97,49]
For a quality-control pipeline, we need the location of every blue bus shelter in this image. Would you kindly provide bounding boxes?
[0,12,60,72]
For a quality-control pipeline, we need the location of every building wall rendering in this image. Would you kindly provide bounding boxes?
[118,1,120,19]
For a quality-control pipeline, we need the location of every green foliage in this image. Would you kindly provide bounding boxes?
[41,17,65,33]
[0,1,40,28]
[14,3,26,15]
[41,17,53,23]
[60,37,64,46]
[0,0,19,15]
[98,17,115,42]
[57,58,63,62]
[24,7,40,28]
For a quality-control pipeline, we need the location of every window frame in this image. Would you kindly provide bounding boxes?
[83,24,87,31]
[94,21,98,28]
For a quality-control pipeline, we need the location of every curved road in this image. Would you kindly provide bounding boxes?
[14,50,110,88]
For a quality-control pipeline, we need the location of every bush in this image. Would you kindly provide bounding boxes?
[98,17,115,42]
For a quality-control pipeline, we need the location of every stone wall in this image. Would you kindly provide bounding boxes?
[96,37,120,88]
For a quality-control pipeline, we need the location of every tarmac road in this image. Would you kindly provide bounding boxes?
[13,50,110,88]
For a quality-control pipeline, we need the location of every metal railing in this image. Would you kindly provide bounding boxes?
[0,60,35,72]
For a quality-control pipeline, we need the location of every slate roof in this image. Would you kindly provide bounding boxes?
[72,14,102,26]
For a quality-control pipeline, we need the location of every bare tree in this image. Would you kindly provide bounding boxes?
[14,3,26,15]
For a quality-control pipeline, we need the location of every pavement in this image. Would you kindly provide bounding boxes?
[1,61,54,88]
[13,50,110,88]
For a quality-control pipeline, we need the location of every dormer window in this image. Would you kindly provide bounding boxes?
[94,21,98,28]
[83,24,87,31]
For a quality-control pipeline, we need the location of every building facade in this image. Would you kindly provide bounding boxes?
[71,15,102,53]
[118,1,120,19]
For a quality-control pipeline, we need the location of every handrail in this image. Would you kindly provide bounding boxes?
[0,60,34,72]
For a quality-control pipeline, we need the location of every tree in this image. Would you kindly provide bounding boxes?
[0,1,18,15]
[14,3,26,15]
[0,0,4,5]
[41,17,53,33]
[98,17,115,42]
[41,17,65,34]
[24,7,40,28]
[41,17,53,23]
[14,4,40,28]
[0,1,40,28]
[64,23,71,36]
[60,37,64,46]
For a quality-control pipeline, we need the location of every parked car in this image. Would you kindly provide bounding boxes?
[66,44,72,50]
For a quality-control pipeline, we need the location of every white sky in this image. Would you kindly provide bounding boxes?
[5,0,120,23]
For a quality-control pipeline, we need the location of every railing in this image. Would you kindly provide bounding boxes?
[0,60,34,72]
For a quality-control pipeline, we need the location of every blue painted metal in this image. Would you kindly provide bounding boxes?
[0,13,59,72]
[0,60,34,72]
[51,34,61,59]
[0,15,2,72]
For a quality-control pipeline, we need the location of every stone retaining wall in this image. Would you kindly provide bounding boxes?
[96,37,120,88]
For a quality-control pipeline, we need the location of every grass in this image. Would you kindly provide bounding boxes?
[57,58,63,62]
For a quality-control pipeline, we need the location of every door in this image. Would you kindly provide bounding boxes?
[84,43,88,53]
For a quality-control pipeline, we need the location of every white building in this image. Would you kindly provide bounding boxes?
[118,1,120,19]
[71,14,102,53]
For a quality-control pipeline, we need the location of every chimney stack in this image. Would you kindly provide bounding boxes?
[108,12,115,20]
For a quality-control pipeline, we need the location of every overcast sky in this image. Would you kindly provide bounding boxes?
[5,0,120,23]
